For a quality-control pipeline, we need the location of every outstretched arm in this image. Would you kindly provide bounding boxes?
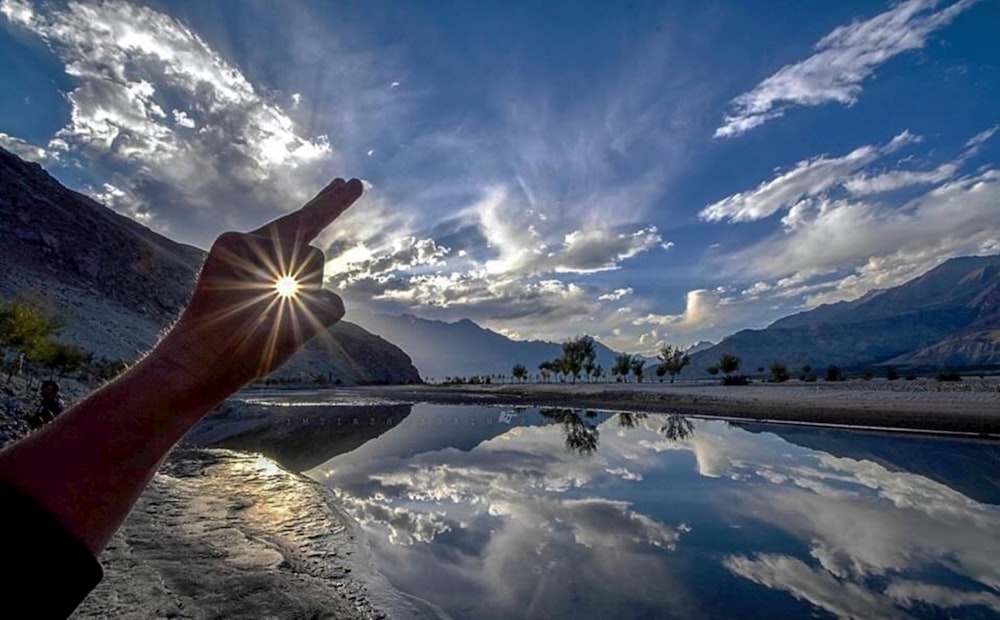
[0,177,363,556]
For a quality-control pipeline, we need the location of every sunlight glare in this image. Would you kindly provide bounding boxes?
[274,275,300,299]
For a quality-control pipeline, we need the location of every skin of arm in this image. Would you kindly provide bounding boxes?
[0,177,364,556]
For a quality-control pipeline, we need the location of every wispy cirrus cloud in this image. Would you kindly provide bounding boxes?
[715,0,979,138]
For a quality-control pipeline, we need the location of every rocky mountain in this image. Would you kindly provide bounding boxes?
[686,340,715,355]
[690,255,1000,374]
[352,311,623,379]
[0,147,420,385]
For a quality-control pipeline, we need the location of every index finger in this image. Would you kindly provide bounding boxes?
[251,177,364,242]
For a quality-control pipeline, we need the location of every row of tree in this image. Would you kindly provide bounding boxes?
[511,339,693,384]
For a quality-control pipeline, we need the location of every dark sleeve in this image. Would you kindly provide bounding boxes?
[0,481,103,619]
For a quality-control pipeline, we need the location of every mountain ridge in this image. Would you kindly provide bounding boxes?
[691,254,1000,374]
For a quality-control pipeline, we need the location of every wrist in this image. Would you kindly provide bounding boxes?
[149,321,246,409]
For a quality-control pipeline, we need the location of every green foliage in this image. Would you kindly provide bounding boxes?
[769,362,789,383]
[29,341,86,378]
[656,345,690,383]
[560,335,597,384]
[612,353,634,382]
[722,374,750,386]
[717,353,741,376]
[862,369,874,380]
[0,299,61,355]
[936,370,962,382]
[825,365,845,382]
[630,357,645,383]
[706,364,720,376]
[511,363,528,382]
[590,364,603,382]
[885,366,899,381]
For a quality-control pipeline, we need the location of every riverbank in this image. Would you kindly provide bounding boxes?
[71,449,402,620]
[353,378,1000,437]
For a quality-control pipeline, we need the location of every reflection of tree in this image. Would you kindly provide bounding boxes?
[540,408,600,455]
[659,415,694,442]
[616,412,648,429]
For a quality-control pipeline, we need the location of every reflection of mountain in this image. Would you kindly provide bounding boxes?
[184,401,412,472]
[739,423,1000,505]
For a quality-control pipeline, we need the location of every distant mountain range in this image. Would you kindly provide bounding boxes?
[353,311,627,379]
[0,147,420,385]
[690,255,1000,375]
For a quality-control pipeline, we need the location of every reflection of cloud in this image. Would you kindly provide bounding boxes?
[320,414,696,618]
[724,554,909,619]
[886,580,1000,614]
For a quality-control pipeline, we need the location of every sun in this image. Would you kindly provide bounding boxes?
[274,275,300,299]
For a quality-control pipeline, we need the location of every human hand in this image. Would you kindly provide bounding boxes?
[163,178,364,393]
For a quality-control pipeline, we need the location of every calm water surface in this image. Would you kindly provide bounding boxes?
[293,402,1000,619]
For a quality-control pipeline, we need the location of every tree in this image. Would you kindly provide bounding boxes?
[885,366,899,381]
[656,345,690,383]
[560,335,597,384]
[631,358,646,383]
[512,363,528,383]
[769,362,789,383]
[590,364,604,382]
[538,361,553,383]
[612,353,633,383]
[706,364,720,376]
[718,354,741,375]
[30,341,86,379]
[825,364,845,382]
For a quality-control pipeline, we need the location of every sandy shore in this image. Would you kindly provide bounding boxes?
[359,378,1000,437]
[71,449,404,620]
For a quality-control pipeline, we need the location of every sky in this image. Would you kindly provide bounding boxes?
[1,0,998,353]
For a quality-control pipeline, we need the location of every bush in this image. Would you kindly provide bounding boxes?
[905,372,918,381]
[769,362,789,383]
[722,374,751,386]
[825,365,845,382]
[862,370,874,380]
[936,371,962,382]
[885,366,899,381]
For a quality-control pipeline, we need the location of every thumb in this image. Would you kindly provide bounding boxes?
[309,289,346,329]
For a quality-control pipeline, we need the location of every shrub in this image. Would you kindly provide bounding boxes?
[885,366,899,381]
[936,371,962,382]
[769,362,789,383]
[862,370,874,380]
[722,374,751,386]
[825,365,845,382]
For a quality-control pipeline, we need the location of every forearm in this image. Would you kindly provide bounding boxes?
[0,328,237,555]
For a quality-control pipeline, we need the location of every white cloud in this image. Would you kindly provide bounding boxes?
[735,168,1000,304]
[700,131,918,222]
[715,0,979,137]
[3,0,338,243]
[965,124,998,149]
[598,288,633,301]
[0,132,57,164]
[633,288,727,330]
[843,161,959,195]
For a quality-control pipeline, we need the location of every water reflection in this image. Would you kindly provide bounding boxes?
[304,405,1000,619]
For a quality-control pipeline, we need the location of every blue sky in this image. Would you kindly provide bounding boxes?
[1,0,998,352]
